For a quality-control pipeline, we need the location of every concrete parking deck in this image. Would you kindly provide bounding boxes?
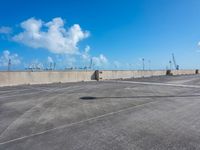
[1,75,200,150]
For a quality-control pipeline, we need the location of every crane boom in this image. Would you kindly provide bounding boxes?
[172,53,179,70]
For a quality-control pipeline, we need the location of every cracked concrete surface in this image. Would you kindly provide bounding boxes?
[0,75,200,150]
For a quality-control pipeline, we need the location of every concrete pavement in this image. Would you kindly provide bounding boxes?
[0,75,200,150]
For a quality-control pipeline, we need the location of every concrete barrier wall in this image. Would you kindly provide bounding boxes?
[0,71,96,87]
[99,70,198,80]
[171,70,196,75]
[0,70,198,87]
[98,70,167,80]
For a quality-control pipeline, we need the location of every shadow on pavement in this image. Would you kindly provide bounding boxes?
[80,94,200,100]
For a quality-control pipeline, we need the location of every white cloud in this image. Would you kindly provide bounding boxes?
[0,26,12,34]
[80,46,108,67]
[113,61,121,68]
[27,59,44,69]
[0,50,21,67]
[13,17,90,54]
[47,56,54,63]
[55,54,76,68]
[65,57,76,67]
[4,17,109,69]
[82,45,91,61]
[92,54,108,67]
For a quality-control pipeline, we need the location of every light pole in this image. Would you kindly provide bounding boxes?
[53,62,56,70]
[89,58,93,69]
[169,60,172,70]
[8,59,11,71]
[142,58,145,71]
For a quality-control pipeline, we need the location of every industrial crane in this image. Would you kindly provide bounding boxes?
[172,53,179,70]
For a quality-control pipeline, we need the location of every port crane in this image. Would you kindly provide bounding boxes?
[172,53,179,70]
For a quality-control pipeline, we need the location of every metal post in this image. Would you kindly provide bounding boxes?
[89,58,93,69]
[53,62,56,70]
[169,61,172,70]
[8,59,11,71]
[142,58,145,71]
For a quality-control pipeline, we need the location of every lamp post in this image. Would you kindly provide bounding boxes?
[8,59,11,71]
[142,58,145,71]
[169,60,172,70]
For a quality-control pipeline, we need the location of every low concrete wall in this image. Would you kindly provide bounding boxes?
[98,70,199,80]
[98,70,167,80]
[171,70,196,75]
[0,70,198,87]
[0,71,96,87]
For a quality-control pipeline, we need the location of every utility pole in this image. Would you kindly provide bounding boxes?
[8,59,11,71]
[89,58,93,69]
[53,62,56,70]
[169,60,172,70]
[142,58,145,71]
[50,62,53,70]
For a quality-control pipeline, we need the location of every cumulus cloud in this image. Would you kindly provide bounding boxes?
[92,54,108,67]
[55,54,76,68]
[0,26,12,34]
[26,59,44,69]
[113,61,121,68]
[1,17,109,69]
[80,46,108,67]
[0,50,21,67]
[13,17,90,54]
[82,45,91,61]
[47,56,54,63]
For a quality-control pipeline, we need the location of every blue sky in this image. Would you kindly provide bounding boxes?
[1,0,200,70]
